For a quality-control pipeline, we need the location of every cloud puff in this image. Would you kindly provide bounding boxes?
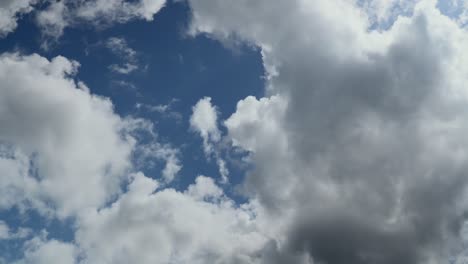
[6,0,468,263]
[190,97,229,182]
[14,235,77,264]
[0,52,269,263]
[75,173,267,264]
[188,0,468,262]
[0,53,182,219]
[0,0,37,37]
[36,0,166,39]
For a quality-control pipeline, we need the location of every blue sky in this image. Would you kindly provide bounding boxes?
[2,0,468,263]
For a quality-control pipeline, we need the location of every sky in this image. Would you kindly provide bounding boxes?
[3,0,468,263]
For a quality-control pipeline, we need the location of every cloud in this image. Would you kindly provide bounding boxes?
[14,234,76,264]
[187,0,468,262]
[5,1,468,263]
[190,97,221,149]
[0,51,268,264]
[190,97,229,182]
[134,140,182,183]
[0,0,37,37]
[0,221,31,240]
[359,0,421,27]
[36,0,166,39]
[136,99,183,122]
[0,53,177,219]
[75,173,267,264]
[106,37,140,74]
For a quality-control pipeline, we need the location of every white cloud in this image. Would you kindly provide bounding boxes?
[36,0,166,39]
[190,97,229,182]
[0,0,36,37]
[106,37,139,74]
[0,53,182,219]
[5,1,468,264]
[35,1,67,40]
[187,0,468,262]
[75,173,267,264]
[108,63,139,74]
[190,97,221,148]
[136,99,183,121]
[15,234,77,264]
[0,221,31,240]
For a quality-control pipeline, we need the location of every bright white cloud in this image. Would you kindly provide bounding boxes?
[358,0,420,26]
[0,53,136,218]
[190,97,229,182]
[0,0,36,37]
[75,173,267,264]
[15,235,77,264]
[136,99,183,122]
[190,97,221,148]
[0,221,31,241]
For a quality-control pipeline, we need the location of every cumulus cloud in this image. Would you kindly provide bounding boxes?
[0,53,179,220]
[0,53,137,218]
[5,0,468,263]
[0,51,269,263]
[0,221,30,240]
[75,173,266,264]
[190,97,229,182]
[0,0,37,37]
[187,0,468,263]
[14,234,76,264]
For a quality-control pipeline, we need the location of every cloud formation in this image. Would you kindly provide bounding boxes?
[190,97,229,182]
[0,0,37,37]
[36,0,166,39]
[188,0,468,262]
[106,37,140,74]
[4,0,468,263]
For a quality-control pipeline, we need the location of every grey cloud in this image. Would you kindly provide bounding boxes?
[190,0,468,263]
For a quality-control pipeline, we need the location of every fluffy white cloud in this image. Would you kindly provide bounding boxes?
[15,235,76,264]
[75,173,267,264]
[190,97,229,182]
[0,0,36,37]
[0,221,31,240]
[190,97,221,148]
[0,51,270,264]
[36,0,166,39]
[0,53,183,219]
[187,0,468,263]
